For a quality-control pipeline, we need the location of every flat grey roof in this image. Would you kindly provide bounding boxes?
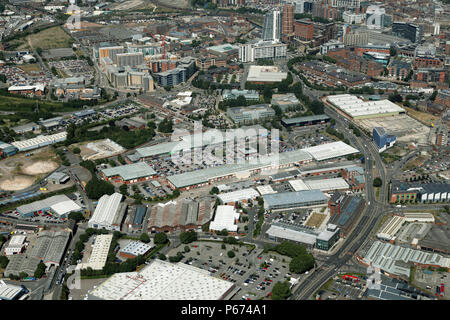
[263,189,327,207]
[101,162,156,181]
[167,149,312,189]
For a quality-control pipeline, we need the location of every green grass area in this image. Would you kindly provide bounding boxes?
[23,26,74,50]
[409,266,415,284]
[0,89,102,113]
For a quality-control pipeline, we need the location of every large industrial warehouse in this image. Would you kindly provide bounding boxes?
[263,189,328,211]
[147,198,213,233]
[288,177,350,192]
[16,194,81,218]
[76,234,113,271]
[361,241,450,278]
[88,260,235,300]
[326,94,405,120]
[88,193,126,231]
[302,141,359,161]
[217,188,260,205]
[166,149,313,190]
[101,162,157,184]
[11,132,67,152]
[209,205,240,233]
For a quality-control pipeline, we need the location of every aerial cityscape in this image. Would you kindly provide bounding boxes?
[0,0,448,306]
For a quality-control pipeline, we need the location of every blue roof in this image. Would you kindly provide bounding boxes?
[133,206,147,225]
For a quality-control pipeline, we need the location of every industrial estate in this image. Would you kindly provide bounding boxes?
[0,0,448,305]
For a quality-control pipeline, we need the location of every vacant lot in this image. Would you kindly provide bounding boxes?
[0,147,59,191]
[357,114,430,145]
[16,63,42,73]
[403,107,438,127]
[20,26,74,50]
[402,155,429,171]
[305,212,327,228]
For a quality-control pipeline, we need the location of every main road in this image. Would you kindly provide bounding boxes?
[290,101,390,300]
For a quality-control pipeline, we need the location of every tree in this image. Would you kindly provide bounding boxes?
[289,254,314,274]
[389,46,397,57]
[180,230,197,244]
[373,177,383,188]
[85,177,115,199]
[210,186,219,195]
[0,255,9,269]
[154,232,168,245]
[117,155,126,165]
[119,184,128,196]
[184,245,191,253]
[34,262,46,278]
[158,253,167,260]
[68,211,84,222]
[72,147,81,154]
[140,232,150,243]
[217,229,229,236]
[158,118,173,133]
[227,250,236,258]
[271,281,292,300]
[388,93,403,103]
[168,252,183,263]
[430,91,437,101]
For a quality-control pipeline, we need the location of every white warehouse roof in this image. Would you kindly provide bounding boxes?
[210,205,240,232]
[17,194,81,217]
[88,260,235,300]
[376,215,405,241]
[266,224,317,245]
[326,94,405,119]
[288,179,310,191]
[256,185,276,195]
[303,141,359,161]
[304,178,350,192]
[0,280,25,300]
[12,132,67,151]
[120,241,153,257]
[247,65,288,83]
[77,234,113,271]
[88,193,123,229]
[217,188,259,203]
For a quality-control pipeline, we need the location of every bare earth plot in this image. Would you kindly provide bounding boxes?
[357,114,430,145]
[0,147,59,191]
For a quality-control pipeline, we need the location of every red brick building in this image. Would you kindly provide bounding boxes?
[414,57,443,68]
[282,4,294,38]
[294,20,314,41]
